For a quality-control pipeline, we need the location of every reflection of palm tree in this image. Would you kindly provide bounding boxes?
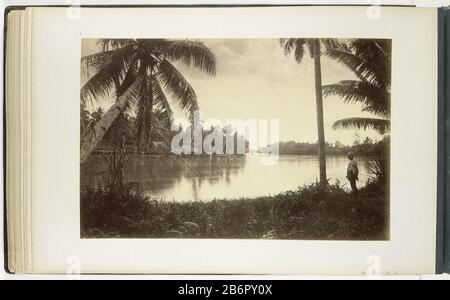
[80,39,216,163]
[280,38,331,186]
[84,155,247,201]
[322,39,390,134]
[191,178,199,201]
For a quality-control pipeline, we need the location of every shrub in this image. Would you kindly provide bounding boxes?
[363,137,389,188]
[81,162,388,240]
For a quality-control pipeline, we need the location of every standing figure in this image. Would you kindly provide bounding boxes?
[346,152,359,200]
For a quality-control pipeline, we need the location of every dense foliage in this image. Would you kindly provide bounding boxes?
[81,177,389,240]
[275,136,387,156]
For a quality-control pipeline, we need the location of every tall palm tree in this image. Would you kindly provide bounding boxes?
[280,38,331,186]
[80,39,216,164]
[322,39,391,134]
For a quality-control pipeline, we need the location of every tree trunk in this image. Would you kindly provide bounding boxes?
[313,39,327,186]
[137,75,153,152]
[146,75,153,150]
[80,75,143,165]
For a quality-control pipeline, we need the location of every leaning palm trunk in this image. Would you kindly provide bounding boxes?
[312,39,327,186]
[80,75,143,165]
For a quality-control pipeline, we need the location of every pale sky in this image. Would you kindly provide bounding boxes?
[81,39,382,146]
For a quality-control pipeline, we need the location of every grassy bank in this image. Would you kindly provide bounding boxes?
[81,180,389,240]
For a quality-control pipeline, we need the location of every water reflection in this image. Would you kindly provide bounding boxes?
[81,155,369,202]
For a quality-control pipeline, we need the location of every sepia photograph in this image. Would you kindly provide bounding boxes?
[4,3,444,277]
[79,38,390,240]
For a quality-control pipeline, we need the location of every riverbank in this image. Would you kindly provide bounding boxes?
[81,180,389,240]
[82,154,373,202]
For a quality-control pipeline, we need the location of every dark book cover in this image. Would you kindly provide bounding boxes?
[437,6,450,274]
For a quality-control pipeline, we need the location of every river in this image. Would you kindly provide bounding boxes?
[81,154,370,202]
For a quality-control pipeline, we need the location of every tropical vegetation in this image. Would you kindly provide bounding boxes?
[81,178,388,240]
[80,39,216,163]
[80,38,391,240]
[322,39,391,134]
[275,137,386,156]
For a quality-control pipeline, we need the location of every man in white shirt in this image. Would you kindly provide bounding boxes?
[346,152,359,200]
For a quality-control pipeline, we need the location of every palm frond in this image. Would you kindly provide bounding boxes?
[349,39,390,87]
[361,105,389,118]
[324,47,373,83]
[307,40,315,58]
[116,57,139,96]
[152,77,174,127]
[80,45,137,105]
[280,38,308,63]
[80,67,117,105]
[325,39,390,87]
[320,38,341,51]
[322,80,389,117]
[81,50,116,76]
[332,117,390,134]
[279,38,296,55]
[157,59,199,118]
[98,39,137,52]
[151,117,173,144]
[164,40,217,76]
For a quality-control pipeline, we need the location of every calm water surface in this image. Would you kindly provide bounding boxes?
[81,155,370,202]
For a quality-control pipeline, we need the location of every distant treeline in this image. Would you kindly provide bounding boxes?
[83,107,388,157]
[272,137,388,156]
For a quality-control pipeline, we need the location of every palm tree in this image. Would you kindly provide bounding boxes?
[322,39,391,134]
[280,38,331,186]
[80,39,216,164]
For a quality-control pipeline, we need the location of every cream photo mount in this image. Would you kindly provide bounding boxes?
[5,6,438,274]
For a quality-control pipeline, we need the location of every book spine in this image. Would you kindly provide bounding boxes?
[437,6,450,274]
[4,6,33,274]
[446,7,450,275]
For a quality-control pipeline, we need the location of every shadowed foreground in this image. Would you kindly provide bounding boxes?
[81,180,389,240]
